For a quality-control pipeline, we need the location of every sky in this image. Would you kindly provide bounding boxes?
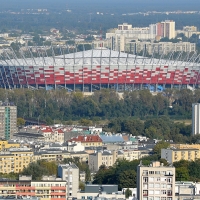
[0,0,200,12]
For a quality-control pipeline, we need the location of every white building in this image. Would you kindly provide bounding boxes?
[137,161,175,200]
[67,142,85,152]
[192,103,200,135]
[58,163,79,198]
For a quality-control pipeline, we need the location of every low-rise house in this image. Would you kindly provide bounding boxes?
[67,142,85,152]
[68,135,103,147]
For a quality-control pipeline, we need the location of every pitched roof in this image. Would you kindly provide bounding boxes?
[68,135,102,143]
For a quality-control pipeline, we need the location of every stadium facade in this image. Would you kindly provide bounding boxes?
[0,47,200,92]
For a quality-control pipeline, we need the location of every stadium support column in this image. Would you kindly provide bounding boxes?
[117,50,120,92]
[91,45,94,93]
[100,47,103,90]
[82,44,85,92]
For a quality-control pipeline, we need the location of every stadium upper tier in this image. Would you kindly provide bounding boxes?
[0,48,200,89]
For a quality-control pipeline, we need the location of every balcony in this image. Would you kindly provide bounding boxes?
[51,192,66,196]
[51,186,66,190]
[16,192,35,196]
[16,186,35,190]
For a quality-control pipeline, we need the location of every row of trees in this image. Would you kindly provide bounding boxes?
[107,117,192,143]
[0,88,199,122]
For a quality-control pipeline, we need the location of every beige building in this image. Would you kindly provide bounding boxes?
[0,140,20,151]
[137,161,175,200]
[89,149,142,171]
[0,103,17,140]
[39,127,64,143]
[161,148,200,163]
[176,26,200,38]
[89,151,118,171]
[170,143,200,149]
[0,148,34,173]
[125,40,196,55]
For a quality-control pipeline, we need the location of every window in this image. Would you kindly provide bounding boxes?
[155,183,160,188]
[149,177,154,182]
[161,190,166,194]
[161,183,166,188]
[149,190,154,195]
[149,183,154,188]
[154,190,160,195]
[155,171,160,174]
[149,171,154,174]
[143,190,148,196]
[143,177,148,183]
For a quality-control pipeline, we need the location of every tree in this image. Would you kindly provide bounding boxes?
[79,182,85,191]
[17,118,25,127]
[125,188,132,198]
[118,170,137,190]
[153,141,170,157]
[176,167,189,181]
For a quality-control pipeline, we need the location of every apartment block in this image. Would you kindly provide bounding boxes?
[170,143,200,150]
[0,176,67,200]
[0,140,20,150]
[89,151,118,171]
[0,148,33,173]
[58,163,79,198]
[125,40,196,55]
[137,161,175,200]
[161,148,200,163]
[89,149,143,171]
[0,102,17,140]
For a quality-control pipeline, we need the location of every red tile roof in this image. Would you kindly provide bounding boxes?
[68,135,102,143]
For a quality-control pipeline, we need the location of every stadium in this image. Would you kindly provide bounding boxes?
[0,47,199,92]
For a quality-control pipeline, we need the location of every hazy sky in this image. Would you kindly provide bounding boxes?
[0,0,200,12]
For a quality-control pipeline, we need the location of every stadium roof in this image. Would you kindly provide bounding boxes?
[0,48,199,67]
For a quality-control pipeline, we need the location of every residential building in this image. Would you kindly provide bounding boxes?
[0,102,17,140]
[67,142,85,152]
[0,148,34,173]
[89,149,143,171]
[39,127,64,143]
[80,171,86,182]
[58,163,79,198]
[176,26,200,38]
[0,140,20,150]
[170,143,200,149]
[0,176,67,200]
[125,40,196,55]
[192,103,200,135]
[68,135,103,147]
[157,20,175,39]
[77,184,125,200]
[137,161,175,200]
[88,151,118,171]
[161,148,200,163]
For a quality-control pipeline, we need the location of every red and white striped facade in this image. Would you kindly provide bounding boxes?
[0,48,200,90]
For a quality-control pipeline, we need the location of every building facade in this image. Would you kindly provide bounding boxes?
[0,102,17,139]
[137,161,175,200]
[125,40,196,55]
[58,163,79,198]
[161,148,200,163]
[192,103,200,135]
[0,176,68,200]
